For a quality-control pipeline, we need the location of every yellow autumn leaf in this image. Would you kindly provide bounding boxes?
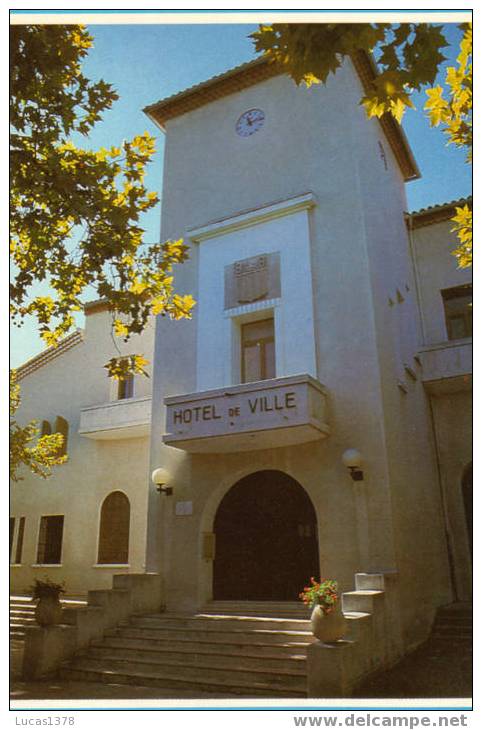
[113,319,129,337]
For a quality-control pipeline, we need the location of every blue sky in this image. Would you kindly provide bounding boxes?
[81,22,472,236]
[11,21,472,367]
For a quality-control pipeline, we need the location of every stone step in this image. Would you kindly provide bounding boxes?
[430,635,472,645]
[87,641,307,673]
[9,607,35,615]
[128,612,311,632]
[67,655,307,692]
[354,573,386,591]
[10,621,33,630]
[116,612,367,644]
[116,622,314,646]
[428,603,473,648]
[435,608,471,621]
[103,629,311,657]
[204,601,310,618]
[431,632,472,642]
[206,601,302,607]
[344,611,372,641]
[10,628,26,638]
[433,617,472,628]
[432,624,472,635]
[62,665,305,698]
[10,596,87,607]
[342,590,384,614]
[437,602,471,612]
[434,614,473,626]
[9,611,36,621]
[10,600,35,641]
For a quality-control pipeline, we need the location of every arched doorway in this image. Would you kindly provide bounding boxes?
[213,470,319,601]
[462,463,472,562]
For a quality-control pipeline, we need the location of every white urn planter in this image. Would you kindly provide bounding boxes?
[311,601,346,643]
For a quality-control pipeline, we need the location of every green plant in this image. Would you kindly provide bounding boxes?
[31,578,66,601]
[299,577,339,614]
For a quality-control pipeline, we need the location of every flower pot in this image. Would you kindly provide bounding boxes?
[34,596,63,627]
[311,601,346,643]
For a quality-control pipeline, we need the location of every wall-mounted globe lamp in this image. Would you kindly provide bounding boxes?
[342,449,364,482]
[151,467,173,496]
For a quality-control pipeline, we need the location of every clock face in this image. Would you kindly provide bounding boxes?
[235,108,265,137]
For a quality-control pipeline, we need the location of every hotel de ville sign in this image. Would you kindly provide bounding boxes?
[163,374,330,453]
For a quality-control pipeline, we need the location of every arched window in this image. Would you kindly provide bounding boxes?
[97,491,130,564]
[40,420,52,436]
[54,416,69,456]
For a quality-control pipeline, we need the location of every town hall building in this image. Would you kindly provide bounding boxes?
[10,54,472,694]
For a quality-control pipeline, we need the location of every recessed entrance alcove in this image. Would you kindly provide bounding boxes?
[213,470,320,601]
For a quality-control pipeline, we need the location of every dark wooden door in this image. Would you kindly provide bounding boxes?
[213,470,319,600]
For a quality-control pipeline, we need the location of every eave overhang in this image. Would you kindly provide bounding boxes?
[144,53,420,182]
[406,196,472,229]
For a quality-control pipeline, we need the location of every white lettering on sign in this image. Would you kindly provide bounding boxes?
[175,501,193,516]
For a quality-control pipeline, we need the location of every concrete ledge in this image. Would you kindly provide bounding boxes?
[307,640,355,697]
[22,625,77,680]
[307,571,403,697]
[21,572,163,680]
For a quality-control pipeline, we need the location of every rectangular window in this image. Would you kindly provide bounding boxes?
[37,515,64,565]
[15,517,26,564]
[241,318,275,383]
[118,375,134,400]
[10,518,15,562]
[442,284,472,340]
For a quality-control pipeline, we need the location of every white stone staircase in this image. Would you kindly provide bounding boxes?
[62,607,313,697]
[10,595,89,640]
[59,572,398,697]
[10,594,89,680]
[10,597,37,639]
[430,603,472,647]
[10,595,88,638]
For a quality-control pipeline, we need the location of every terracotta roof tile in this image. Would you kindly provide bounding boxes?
[407,196,472,228]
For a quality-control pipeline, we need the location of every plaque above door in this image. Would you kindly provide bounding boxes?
[224,252,280,310]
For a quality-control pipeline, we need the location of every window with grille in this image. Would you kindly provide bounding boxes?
[97,491,130,564]
[54,416,69,456]
[10,518,15,562]
[241,318,276,383]
[37,515,64,564]
[118,375,134,400]
[442,285,472,340]
[15,517,25,564]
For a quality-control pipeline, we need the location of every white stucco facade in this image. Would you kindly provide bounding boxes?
[10,306,155,594]
[11,58,471,658]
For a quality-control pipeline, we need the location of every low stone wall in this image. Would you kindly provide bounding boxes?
[22,572,164,680]
[307,571,404,697]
